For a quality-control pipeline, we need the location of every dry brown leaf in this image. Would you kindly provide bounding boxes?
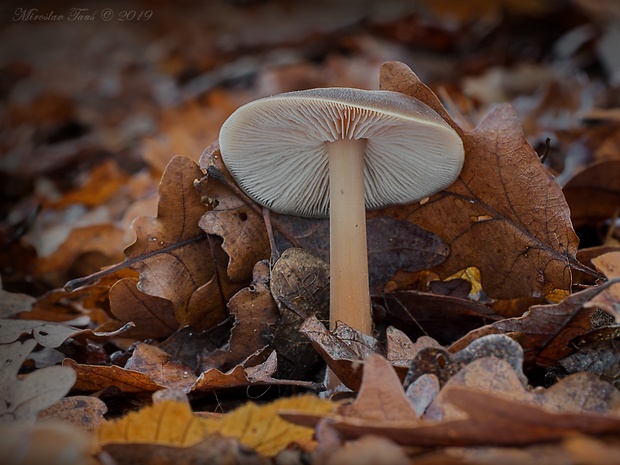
[590,251,620,321]
[300,316,383,391]
[63,357,165,393]
[200,260,279,371]
[378,61,581,301]
[385,327,442,368]
[101,435,269,465]
[197,145,271,283]
[124,343,197,391]
[450,278,620,367]
[124,155,242,331]
[382,290,501,344]
[339,354,419,422]
[563,160,620,231]
[191,350,320,393]
[0,339,76,424]
[109,277,178,340]
[35,224,126,282]
[284,384,620,448]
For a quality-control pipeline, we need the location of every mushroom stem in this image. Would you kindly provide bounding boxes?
[327,138,372,334]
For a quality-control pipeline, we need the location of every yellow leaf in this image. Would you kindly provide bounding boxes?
[96,395,336,458]
[202,394,335,457]
[545,288,570,303]
[445,267,485,301]
[97,400,210,446]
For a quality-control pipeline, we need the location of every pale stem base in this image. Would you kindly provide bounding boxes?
[327,138,372,335]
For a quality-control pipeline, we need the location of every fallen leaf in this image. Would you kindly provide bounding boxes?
[200,260,279,372]
[197,146,271,283]
[191,350,321,393]
[450,278,620,367]
[270,248,329,380]
[563,160,620,230]
[274,216,450,293]
[0,318,85,346]
[63,358,165,393]
[590,251,620,321]
[404,334,527,389]
[97,400,210,446]
[45,159,130,209]
[378,61,581,301]
[385,327,442,368]
[101,435,269,465]
[35,224,126,284]
[124,155,242,331]
[339,354,418,422]
[201,394,335,457]
[323,435,410,465]
[108,277,178,340]
[38,395,108,432]
[124,343,196,391]
[0,277,35,318]
[300,316,383,390]
[382,290,501,344]
[0,339,76,424]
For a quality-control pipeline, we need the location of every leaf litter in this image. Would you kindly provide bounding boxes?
[3,1,620,463]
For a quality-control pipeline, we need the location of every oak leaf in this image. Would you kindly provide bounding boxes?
[201,394,335,457]
[108,277,178,340]
[377,61,581,301]
[197,146,271,283]
[124,155,242,331]
[97,400,210,446]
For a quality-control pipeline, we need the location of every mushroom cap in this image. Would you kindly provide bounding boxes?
[219,87,465,218]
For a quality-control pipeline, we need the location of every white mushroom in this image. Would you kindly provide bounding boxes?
[219,87,464,336]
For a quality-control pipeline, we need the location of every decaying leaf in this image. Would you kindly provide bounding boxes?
[0,339,76,424]
[270,247,329,380]
[124,155,242,331]
[404,334,527,389]
[282,354,620,448]
[378,61,582,301]
[201,395,335,457]
[0,319,83,346]
[450,277,620,367]
[300,316,383,390]
[200,260,279,372]
[63,358,165,393]
[0,276,35,318]
[38,395,108,432]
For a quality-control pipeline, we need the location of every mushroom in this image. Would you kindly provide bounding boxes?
[218,87,464,336]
